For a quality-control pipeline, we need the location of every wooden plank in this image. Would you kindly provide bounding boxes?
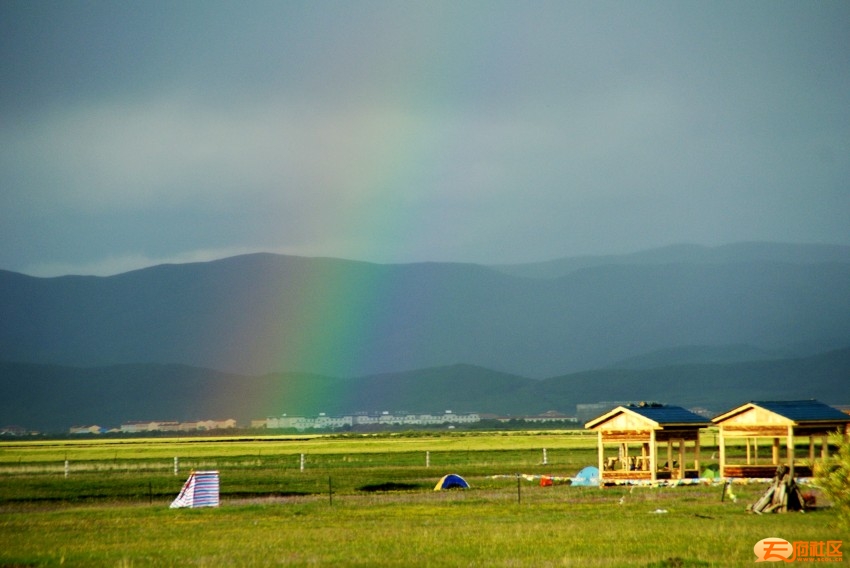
[600,430,652,442]
[655,429,701,442]
[601,471,652,481]
[601,412,656,431]
[721,426,787,437]
[794,425,848,437]
[724,464,812,478]
[723,465,776,478]
[717,406,793,427]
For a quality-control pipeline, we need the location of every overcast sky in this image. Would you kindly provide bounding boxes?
[2,1,849,276]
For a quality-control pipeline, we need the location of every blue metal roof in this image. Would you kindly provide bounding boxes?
[626,404,709,425]
[750,400,850,422]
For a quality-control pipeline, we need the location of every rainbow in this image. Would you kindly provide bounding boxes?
[255,110,464,378]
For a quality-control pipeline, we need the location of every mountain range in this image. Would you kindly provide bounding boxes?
[1,242,849,431]
[2,346,849,432]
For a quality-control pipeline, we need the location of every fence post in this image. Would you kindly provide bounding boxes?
[426,451,430,468]
[64,459,69,479]
[174,457,179,476]
[300,453,305,472]
[516,473,521,504]
[543,448,548,465]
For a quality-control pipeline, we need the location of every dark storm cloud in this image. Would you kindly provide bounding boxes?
[1,0,848,275]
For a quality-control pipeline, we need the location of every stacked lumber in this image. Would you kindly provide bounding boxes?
[748,465,805,514]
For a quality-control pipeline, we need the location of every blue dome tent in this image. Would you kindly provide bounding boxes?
[434,473,470,490]
[572,466,599,487]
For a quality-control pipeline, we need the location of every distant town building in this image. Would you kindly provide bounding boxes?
[1,425,32,436]
[262,410,481,431]
[69,425,104,434]
[495,410,578,423]
[179,419,237,431]
[120,419,236,433]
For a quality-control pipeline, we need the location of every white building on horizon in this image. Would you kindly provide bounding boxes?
[263,410,480,431]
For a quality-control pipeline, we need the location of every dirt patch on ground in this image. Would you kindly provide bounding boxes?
[357,482,425,492]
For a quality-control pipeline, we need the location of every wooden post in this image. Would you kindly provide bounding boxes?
[694,433,701,475]
[746,437,751,465]
[772,438,780,464]
[666,440,673,470]
[753,438,758,465]
[808,437,815,462]
[718,428,726,478]
[786,426,795,477]
[597,431,604,483]
[64,460,69,479]
[173,457,178,476]
[426,451,430,468]
[677,439,685,480]
[649,430,657,482]
[300,453,305,472]
[821,435,828,460]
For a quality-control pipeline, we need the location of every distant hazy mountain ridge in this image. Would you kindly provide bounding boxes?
[2,347,848,432]
[489,242,850,279]
[2,243,849,379]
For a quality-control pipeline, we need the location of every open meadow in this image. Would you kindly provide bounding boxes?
[0,431,845,567]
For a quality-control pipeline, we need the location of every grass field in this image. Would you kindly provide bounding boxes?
[1,432,846,567]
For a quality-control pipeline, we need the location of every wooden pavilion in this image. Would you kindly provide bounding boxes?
[711,400,850,478]
[585,403,710,484]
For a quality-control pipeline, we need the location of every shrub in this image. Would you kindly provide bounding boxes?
[813,432,850,528]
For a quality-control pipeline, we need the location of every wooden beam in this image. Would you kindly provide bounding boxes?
[718,428,726,478]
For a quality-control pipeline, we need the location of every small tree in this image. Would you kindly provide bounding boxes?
[814,432,850,528]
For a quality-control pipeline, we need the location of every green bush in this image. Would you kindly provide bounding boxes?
[814,432,850,528]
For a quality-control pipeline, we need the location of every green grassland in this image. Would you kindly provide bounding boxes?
[0,432,846,567]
